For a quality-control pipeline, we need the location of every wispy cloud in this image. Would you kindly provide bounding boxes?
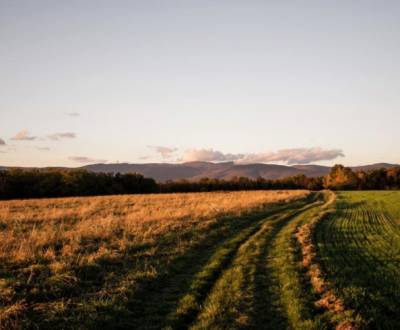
[0,138,5,146]
[48,132,76,141]
[147,145,178,159]
[67,112,80,117]
[69,156,107,164]
[11,129,36,141]
[182,147,344,165]
[36,147,50,151]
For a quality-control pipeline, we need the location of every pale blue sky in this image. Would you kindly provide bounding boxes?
[1,1,399,167]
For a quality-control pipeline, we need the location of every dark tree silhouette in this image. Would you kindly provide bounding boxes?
[1,164,399,199]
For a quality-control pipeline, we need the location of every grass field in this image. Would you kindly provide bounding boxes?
[0,190,399,329]
[0,191,308,329]
[316,191,400,329]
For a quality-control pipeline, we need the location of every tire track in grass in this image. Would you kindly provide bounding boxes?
[174,193,331,330]
[253,196,328,330]
[166,195,321,330]
[122,199,311,330]
[190,198,324,330]
[189,215,276,329]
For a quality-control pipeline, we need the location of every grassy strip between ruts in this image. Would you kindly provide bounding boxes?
[263,192,330,330]
[296,191,364,330]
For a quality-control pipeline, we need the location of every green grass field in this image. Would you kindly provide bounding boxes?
[1,190,399,329]
[316,191,400,329]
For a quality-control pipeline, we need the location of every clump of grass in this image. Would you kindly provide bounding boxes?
[0,301,27,329]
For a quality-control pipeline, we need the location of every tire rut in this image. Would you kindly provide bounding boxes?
[251,199,325,329]
[162,197,315,330]
[186,194,325,330]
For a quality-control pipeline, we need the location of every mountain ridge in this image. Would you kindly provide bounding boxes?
[81,162,399,182]
[1,162,398,182]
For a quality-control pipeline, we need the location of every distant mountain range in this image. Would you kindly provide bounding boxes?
[82,162,398,182]
[1,162,398,182]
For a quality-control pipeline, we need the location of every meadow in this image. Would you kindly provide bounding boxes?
[0,190,399,329]
[316,191,400,329]
[0,191,307,329]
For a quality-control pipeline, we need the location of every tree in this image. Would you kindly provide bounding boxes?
[323,164,359,190]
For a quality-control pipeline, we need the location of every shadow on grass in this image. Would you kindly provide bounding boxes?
[2,196,315,329]
[96,197,315,330]
[251,195,323,329]
[315,195,400,329]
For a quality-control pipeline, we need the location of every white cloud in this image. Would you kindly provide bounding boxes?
[182,147,344,164]
[48,132,76,141]
[11,129,36,141]
[36,147,50,151]
[147,145,178,159]
[68,156,107,164]
[67,112,80,117]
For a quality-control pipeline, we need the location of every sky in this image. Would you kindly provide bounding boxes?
[1,0,400,167]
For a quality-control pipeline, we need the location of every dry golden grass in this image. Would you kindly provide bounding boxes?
[0,190,308,329]
[0,191,307,263]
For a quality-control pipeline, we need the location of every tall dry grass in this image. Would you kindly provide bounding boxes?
[0,190,308,328]
[0,191,307,264]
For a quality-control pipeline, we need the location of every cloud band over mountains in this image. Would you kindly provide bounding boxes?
[182,147,344,165]
[68,147,343,166]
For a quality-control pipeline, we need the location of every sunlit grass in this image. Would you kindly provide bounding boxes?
[316,191,400,329]
[0,190,307,329]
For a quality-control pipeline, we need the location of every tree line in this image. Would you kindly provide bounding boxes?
[161,165,400,192]
[0,164,399,199]
[323,164,400,190]
[0,169,158,199]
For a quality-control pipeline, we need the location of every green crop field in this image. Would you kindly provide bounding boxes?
[316,191,400,329]
[0,190,399,329]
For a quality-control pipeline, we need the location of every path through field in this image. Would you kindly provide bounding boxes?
[123,192,333,330]
[129,191,400,330]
